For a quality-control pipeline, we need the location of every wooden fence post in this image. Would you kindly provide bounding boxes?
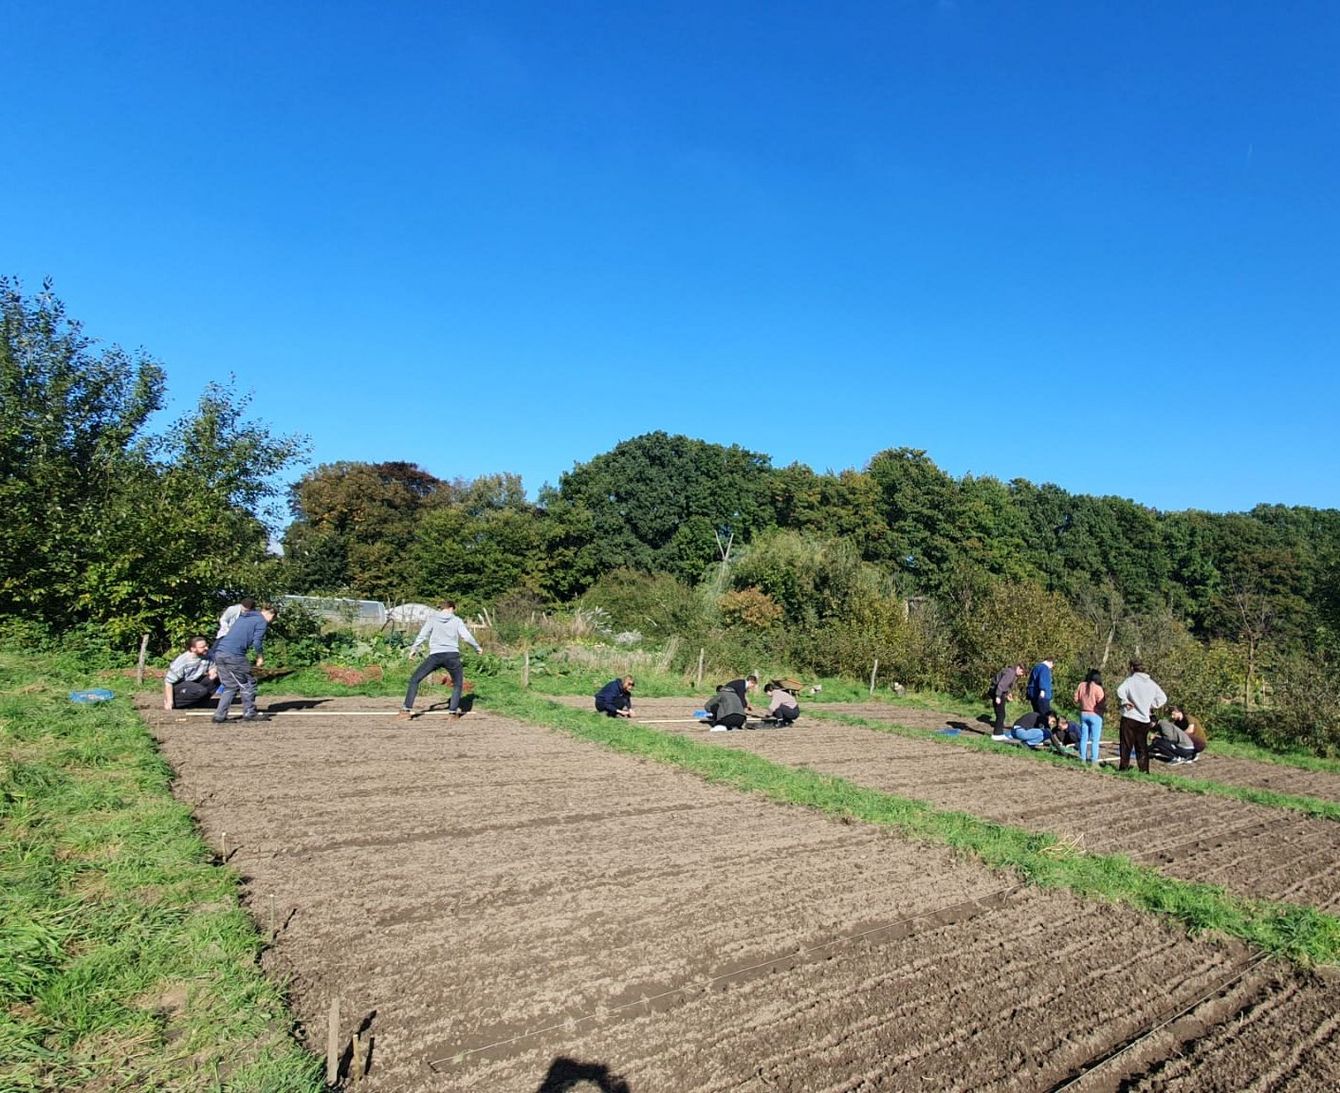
[136,633,149,685]
[869,659,879,696]
[326,996,340,1086]
[522,650,530,689]
[696,648,704,689]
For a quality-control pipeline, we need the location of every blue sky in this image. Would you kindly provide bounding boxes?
[4,2,1338,513]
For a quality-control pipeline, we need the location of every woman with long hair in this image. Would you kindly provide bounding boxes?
[1074,669,1106,766]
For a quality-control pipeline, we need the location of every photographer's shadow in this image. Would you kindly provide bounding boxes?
[536,1057,631,1093]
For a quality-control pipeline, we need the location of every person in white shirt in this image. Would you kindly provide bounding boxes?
[396,600,483,720]
[1116,659,1168,773]
[216,598,254,640]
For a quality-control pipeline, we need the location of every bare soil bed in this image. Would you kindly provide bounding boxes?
[820,700,1340,805]
[141,695,1338,1091]
[606,698,1340,914]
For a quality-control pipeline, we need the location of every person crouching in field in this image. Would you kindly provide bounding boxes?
[212,604,276,723]
[1149,717,1198,764]
[723,673,759,711]
[163,636,216,710]
[1168,707,1207,755]
[764,681,800,726]
[1008,710,1059,749]
[398,600,483,720]
[595,676,635,718]
[705,684,748,732]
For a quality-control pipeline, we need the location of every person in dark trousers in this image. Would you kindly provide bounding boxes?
[1026,658,1055,717]
[397,600,483,720]
[763,681,800,725]
[705,685,748,731]
[594,676,635,718]
[1149,718,1198,763]
[1116,659,1167,773]
[723,673,759,710]
[163,636,216,710]
[1168,707,1207,754]
[212,605,276,723]
[990,664,1025,731]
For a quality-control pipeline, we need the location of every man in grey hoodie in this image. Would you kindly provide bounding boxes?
[397,600,483,720]
[1115,659,1167,773]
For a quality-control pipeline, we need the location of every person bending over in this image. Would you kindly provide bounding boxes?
[1026,658,1055,717]
[705,685,748,732]
[163,636,217,710]
[990,664,1025,732]
[1149,718,1197,763]
[764,681,800,726]
[212,604,276,723]
[1008,710,1058,748]
[595,676,635,718]
[723,673,759,711]
[1167,707,1207,755]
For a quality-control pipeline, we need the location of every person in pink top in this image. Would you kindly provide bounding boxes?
[1073,669,1106,766]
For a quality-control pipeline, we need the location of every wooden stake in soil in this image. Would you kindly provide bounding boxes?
[326,997,340,1086]
[135,633,149,685]
[351,1030,367,1086]
[522,650,530,689]
[220,832,227,862]
[268,893,276,937]
[869,659,879,696]
[696,648,705,689]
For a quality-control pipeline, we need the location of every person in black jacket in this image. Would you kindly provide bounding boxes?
[594,676,635,718]
[723,673,759,711]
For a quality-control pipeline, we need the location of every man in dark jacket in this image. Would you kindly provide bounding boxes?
[723,673,758,710]
[212,604,275,723]
[594,676,635,718]
[1026,658,1055,717]
[705,685,747,731]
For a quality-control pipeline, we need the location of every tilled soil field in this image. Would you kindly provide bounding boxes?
[141,696,1340,1091]
[819,701,1340,805]
[576,698,1340,914]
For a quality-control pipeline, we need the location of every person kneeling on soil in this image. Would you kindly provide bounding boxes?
[1149,718,1197,764]
[1007,710,1059,748]
[705,684,748,732]
[163,636,217,710]
[1167,706,1207,755]
[763,681,800,726]
[594,676,635,718]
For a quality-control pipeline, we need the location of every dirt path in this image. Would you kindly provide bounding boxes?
[603,698,1340,913]
[143,695,1338,1091]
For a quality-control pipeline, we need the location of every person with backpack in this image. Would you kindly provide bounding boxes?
[989,664,1025,732]
[1026,658,1055,717]
[1073,669,1106,766]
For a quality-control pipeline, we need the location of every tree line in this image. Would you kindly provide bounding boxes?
[5,280,1338,751]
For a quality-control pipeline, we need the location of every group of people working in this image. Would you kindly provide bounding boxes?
[989,657,1206,772]
[162,599,276,723]
[593,671,801,730]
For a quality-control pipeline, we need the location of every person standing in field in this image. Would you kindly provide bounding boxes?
[397,600,483,720]
[1115,659,1167,773]
[163,635,217,710]
[1073,669,1106,766]
[990,664,1025,733]
[594,676,635,718]
[212,604,276,723]
[1026,657,1055,717]
[216,597,254,641]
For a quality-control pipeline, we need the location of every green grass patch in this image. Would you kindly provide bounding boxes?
[0,653,321,1092]
[806,708,1340,824]
[480,682,1340,967]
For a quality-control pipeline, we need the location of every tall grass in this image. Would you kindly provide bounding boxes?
[0,653,321,1092]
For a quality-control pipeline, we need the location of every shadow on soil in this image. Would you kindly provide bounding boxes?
[265,698,332,711]
[536,1057,632,1093]
[336,1009,377,1085]
[424,693,477,715]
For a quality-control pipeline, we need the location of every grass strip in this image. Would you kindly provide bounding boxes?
[0,653,322,1093]
[807,708,1340,824]
[483,683,1340,967]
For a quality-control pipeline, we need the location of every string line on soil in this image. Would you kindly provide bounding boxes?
[1047,951,1276,1092]
[807,708,1340,824]
[485,686,1340,967]
[425,884,1026,1072]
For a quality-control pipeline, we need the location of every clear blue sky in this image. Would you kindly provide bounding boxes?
[4,2,1338,513]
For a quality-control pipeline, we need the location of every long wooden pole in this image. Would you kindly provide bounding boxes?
[696,648,705,689]
[136,634,149,685]
[869,659,879,696]
[326,996,341,1086]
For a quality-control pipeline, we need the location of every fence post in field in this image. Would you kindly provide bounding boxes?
[522,650,530,689]
[869,659,879,696]
[326,996,341,1086]
[696,648,704,689]
[136,633,149,685]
